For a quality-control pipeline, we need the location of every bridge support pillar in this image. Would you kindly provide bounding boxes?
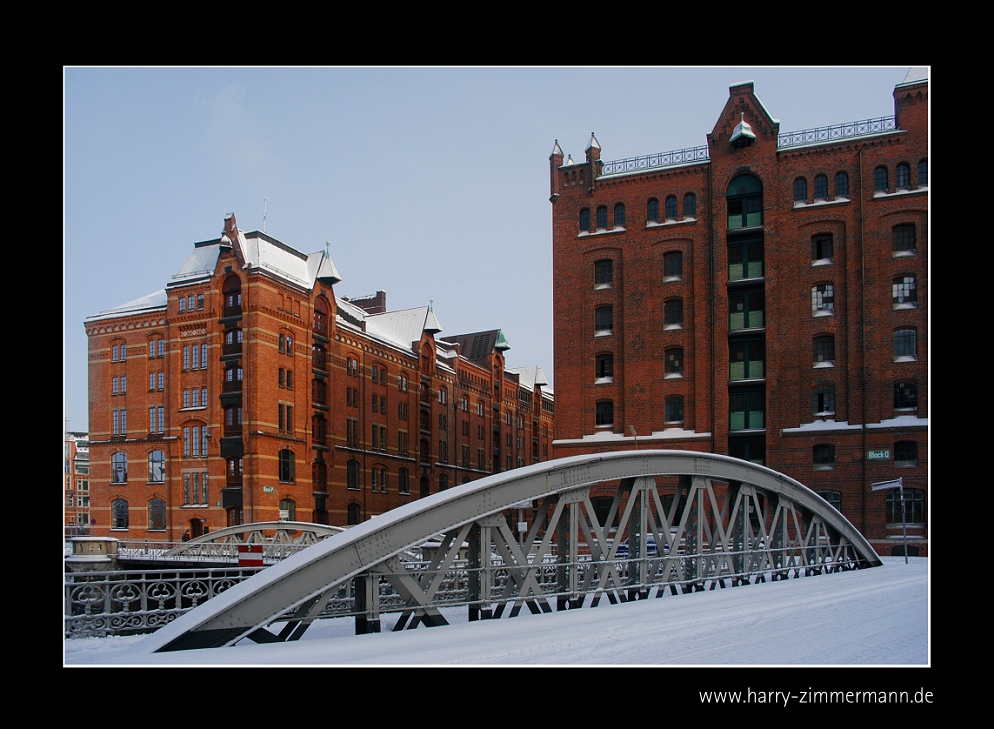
[355,574,381,635]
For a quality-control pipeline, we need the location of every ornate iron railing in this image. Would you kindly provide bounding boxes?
[65,567,265,638]
[601,146,710,175]
[777,116,896,148]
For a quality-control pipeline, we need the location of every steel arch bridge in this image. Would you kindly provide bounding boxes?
[162,522,347,563]
[138,451,881,653]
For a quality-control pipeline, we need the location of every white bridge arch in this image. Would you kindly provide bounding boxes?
[139,451,881,653]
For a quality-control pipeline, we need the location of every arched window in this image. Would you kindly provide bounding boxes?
[596,205,608,229]
[892,275,916,307]
[663,251,682,280]
[279,498,296,521]
[347,459,360,490]
[793,177,808,202]
[647,198,659,223]
[595,306,613,335]
[683,193,696,218]
[664,299,683,328]
[893,224,916,254]
[148,497,166,530]
[614,203,626,228]
[665,348,684,377]
[112,452,127,484]
[347,502,361,525]
[279,449,295,483]
[894,329,917,361]
[813,443,835,469]
[834,171,849,198]
[813,174,828,200]
[595,353,613,381]
[595,400,614,428]
[813,386,835,416]
[594,259,613,287]
[917,159,928,187]
[664,395,684,423]
[874,166,888,192]
[665,195,677,220]
[896,162,911,189]
[112,498,129,529]
[222,275,242,315]
[726,174,763,229]
[398,467,410,495]
[817,490,842,512]
[894,381,917,411]
[313,296,330,336]
[148,450,164,483]
[813,335,835,366]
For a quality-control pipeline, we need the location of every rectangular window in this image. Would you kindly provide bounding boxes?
[192,426,200,457]
[149,373,156,391]
[157,372,164,391]
[183,346,190,371]
[191,345,199,370]
[183,389,190,408]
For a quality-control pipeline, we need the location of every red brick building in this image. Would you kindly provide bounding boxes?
[84,214,553,539]
[549,70,928,556]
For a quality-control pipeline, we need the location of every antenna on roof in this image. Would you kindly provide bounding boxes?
[263,198,267,233]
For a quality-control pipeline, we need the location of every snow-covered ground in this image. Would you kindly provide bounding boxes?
[65,557,927,666]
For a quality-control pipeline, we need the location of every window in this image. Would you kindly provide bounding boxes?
[663,251,682,281]
[729,288,764,330]
[579,208,591,232]
[595,353,613,381]
[813,336,834,367]
[887,488,925,524]
[813,443,835,470]
[594,259,613,288]
[347,459,359,490]
[647,198,659,223]
[183,346,190,371]
[665,348,684,377]
[813,386,835,416]
[893,275,916,308]
[112,452,127,484]
[665,195,677,220]
[812,283,834,316]
[112,498,129,529]
[150,373,157,392]
[729,388,764,431]
[158,372,165,391]
[148,498,166,531]
[813,174,828,200]
[614,203,626,228]
[179,297,186,313]
[684,193,696,218]
[873,166,888,193]
[279,449,295,483]
[148,450,164,483]
[596,205,608,229]
[398,374,408,392]
[664,299,683,329]
[347,502,361,525]
[595,400,613,428]
[595,306,613,335]
[894,329,917,361]
[891,440,919,469]
[793,177,808,202]
[112,409,127,436]
[729,338,764,380]
[812,234,833,263]
[894,381,917,411]
[665,395,684,423]
[280,498,296,521]
[398,468,410,495]
[728,239,764,280]
[191,344,199,370]
[896,162,910,189]
[439,387,447,405]
[817,490,842,513]
[834,171,849,198]
[439,473,449,491]
[917,159,927,187]
[893,224,916,255]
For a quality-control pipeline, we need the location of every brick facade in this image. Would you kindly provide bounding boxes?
[550,72,928,556]
[85,214,553,539]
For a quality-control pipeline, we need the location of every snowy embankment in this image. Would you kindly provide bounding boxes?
[65,557,928,666]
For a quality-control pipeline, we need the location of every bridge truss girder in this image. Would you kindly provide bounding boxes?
[138,451,881,653]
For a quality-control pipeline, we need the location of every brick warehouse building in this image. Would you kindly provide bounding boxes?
[549,69,927,556]
[85,213,553,538]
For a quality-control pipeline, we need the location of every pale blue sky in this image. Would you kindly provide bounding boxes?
[64,66,915,432]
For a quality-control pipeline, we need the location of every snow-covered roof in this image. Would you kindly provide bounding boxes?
[363,306,440,351]
[507,365,548,392]
[901,67,929,85]
[86,289,168,321]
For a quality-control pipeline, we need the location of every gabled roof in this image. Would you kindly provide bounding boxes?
[86,289,168,321]
[440,329,509,364]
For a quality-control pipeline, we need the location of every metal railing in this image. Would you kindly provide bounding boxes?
[777,116,896,147]
[601,146,710,175]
